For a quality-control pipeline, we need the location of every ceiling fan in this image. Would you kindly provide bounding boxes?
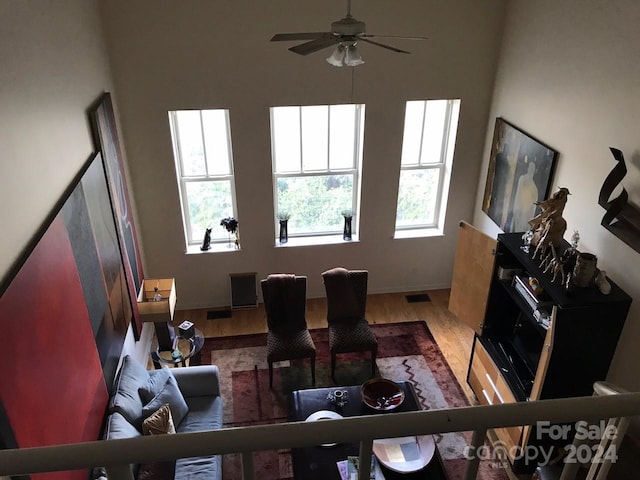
[270,0,428,67]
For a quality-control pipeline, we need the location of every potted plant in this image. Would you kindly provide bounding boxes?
[341,209,353,241]
[277,211,290,243]
[220,216,239,248]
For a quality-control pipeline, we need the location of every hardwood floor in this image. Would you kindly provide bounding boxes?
[173,289,478,404]
[174,289,527,479]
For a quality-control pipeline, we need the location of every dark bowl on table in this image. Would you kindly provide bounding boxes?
[361,378,405,411]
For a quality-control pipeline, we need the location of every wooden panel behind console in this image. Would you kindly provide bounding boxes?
[449,221,496,335]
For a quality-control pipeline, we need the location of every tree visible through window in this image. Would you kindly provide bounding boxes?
[270,104,365,238]
[169,109,237,246]
[395,99,461,233]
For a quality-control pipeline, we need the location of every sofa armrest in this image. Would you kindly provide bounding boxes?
[172,365,221,397]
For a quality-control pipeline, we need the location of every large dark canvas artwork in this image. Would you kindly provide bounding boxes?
[482,118,558,233]
[91,92,144,338]
[0,153,129,480]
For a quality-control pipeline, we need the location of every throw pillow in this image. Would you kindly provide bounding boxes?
[105,412,142,440]
[139,368,172,405]
[142,404,176,435]
[109,355,150,428]
[142,373,189,427]
[138,404,177,480]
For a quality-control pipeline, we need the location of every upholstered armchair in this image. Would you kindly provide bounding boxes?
[322,267,378,380]
[261,274,316,388]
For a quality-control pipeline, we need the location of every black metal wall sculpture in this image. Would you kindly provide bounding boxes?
[599,147,640,253]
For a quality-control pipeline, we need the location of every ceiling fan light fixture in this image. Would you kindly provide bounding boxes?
[272,0,428,63]
[326,44,364,67]
[344,45,364,66]
[326,45,346,67]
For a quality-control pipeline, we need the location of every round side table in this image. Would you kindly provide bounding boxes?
[150,327,204,369]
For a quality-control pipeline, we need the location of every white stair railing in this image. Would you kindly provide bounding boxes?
[1,385,639,480]
[557,382,632,480]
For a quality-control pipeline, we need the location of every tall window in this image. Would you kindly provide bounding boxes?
[270,104,365,239]
[395,99,461,234]
[169,109,237,247]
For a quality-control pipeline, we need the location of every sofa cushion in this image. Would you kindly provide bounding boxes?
[142,403,176,435]
[173,396,223,480]
[105,411,142,440]
[109,355,150,429]
[98,413,142,480]
[142,372,189,427]
[178,396,223,433]
[172,365,221,397]
[175,455,221,480]
[139,368,172,404]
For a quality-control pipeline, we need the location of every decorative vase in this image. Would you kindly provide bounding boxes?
[279,219,288,243]
[343,216,352,241]
[595,270,611,295]
[573,252,598,288]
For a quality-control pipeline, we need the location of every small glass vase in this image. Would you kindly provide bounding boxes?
[343,216,352,241]
[279,219,288,243]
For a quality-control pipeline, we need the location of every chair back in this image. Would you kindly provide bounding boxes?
[261,275,307,333]
[322,268,368,323]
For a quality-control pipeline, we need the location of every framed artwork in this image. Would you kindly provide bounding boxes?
[0,152,129,478]
[482,118,558,233]
[91,92,144,339]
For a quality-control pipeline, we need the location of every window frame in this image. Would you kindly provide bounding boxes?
[169,109,238,248]
[270,104,365,239]
[395,99,460,235]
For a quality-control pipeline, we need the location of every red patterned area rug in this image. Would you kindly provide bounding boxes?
[198,321,508,480]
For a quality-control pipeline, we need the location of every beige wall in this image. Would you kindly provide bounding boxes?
[473,0,640,396]
[0,0,113,282]
[0,0,153,360]
[100,0,506,308]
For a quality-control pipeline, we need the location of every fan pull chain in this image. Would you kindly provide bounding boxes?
[351,68,355,103]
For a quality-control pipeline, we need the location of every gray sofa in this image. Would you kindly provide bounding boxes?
[103,354,223,479]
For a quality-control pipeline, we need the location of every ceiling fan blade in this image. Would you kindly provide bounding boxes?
[358,37,410,54]
[271,32,331,42]
[289,36,339,55]
[362,34,429,41]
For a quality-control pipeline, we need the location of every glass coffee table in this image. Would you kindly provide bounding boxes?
[288,382,449,480]
[150,327,204,369]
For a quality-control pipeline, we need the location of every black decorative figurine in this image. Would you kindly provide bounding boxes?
[200,227,212,251]
[342,210,353,241]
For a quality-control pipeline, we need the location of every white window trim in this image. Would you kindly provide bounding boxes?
[394,99,460,237]
[274,233,360,248]
[169,110,239,249]
[270,104,365,243]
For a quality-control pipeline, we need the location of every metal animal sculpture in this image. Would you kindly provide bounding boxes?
[528,187,571,283]
[529,187,570,255]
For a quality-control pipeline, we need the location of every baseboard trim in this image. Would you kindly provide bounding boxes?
[176,284,451,311]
